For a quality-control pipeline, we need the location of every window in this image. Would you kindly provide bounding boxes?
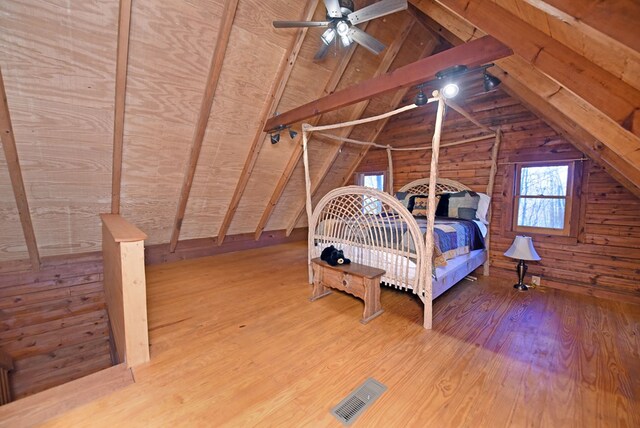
[513,162,575,236]
[357,172,386,215]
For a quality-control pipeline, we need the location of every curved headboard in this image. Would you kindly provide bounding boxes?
[309,186,425,295]
[399,177,470,194]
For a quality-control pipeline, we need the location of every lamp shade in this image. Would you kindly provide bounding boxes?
[504,236,541,261]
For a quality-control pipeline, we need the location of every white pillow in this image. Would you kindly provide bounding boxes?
[476,192,491,225]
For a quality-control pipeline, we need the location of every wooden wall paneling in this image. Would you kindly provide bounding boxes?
[185,0,340,238]
[263,35,512,131]
[0,257,112,399]
[213,0,320,246]
[359,80,640,299]
[111,0,133,215]
[262,14,417,235]
[101,214,149,368]
[0,1,117,258]
[168,0,240,252]
[282,27,440,234]
[0,67,40,270]
[118,0,224,246]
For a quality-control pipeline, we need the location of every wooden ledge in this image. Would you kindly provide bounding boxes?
[100,214,147,242]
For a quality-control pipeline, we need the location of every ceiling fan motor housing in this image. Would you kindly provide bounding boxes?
[338,0,354,15]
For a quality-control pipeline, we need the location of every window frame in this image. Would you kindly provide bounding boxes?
[512,161,575,236]
[502,159,585,245]
[356,171,388,193]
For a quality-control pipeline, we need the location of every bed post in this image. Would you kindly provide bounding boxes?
[483,127,502,276]
[386,146,394,194]
[423,92,446,330]
[302,123,314,284]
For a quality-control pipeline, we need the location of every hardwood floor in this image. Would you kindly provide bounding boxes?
[40,242,639,427]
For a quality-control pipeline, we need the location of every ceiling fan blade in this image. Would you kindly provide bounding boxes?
[348,27,385,55]
[324,0,343,18]
[314,43,331,61]
[347,0,407,25]
[273,21,331,28]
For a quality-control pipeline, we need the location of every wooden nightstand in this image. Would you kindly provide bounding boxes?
[310,258,385,324]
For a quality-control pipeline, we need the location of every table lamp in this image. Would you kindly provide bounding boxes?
[504,235,541,291]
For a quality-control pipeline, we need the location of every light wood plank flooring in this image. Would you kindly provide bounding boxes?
[42,242,639,427]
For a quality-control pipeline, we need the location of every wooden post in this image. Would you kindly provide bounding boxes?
[423,93,446,330]
[302,124,314,284]
[101,214,150,367]
[483,128,502,276]
[386,146,394,194]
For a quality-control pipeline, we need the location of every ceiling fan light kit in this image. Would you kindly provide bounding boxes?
[273,0,408,60]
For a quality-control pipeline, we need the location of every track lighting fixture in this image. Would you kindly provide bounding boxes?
[269,122,297,145]
[414,87,428,106]
[483,72,501,92]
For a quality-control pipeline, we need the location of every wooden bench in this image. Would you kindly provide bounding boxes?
[310,258,385,324]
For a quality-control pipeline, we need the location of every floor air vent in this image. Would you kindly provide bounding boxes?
[331,378,387,425]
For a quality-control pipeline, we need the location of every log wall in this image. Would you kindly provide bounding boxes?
[355,88,640,301]
[0,256,113,399]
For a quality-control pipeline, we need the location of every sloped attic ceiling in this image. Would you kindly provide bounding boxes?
[0,0,638,268]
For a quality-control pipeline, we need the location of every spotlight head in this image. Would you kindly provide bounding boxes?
[289,129,298,139]
[441,83,460,99]
[415,89,428,106]
[270,133,280,144]
[483,72,501,91]
[321,28,336,45]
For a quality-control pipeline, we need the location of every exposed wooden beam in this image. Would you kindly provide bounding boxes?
[413,0,640,195]
[285,32,439,235]
[522,0,640,55]
[0,68,41,271]
[424,0,640,130]
[110,0,133,215]
[250,21,375,241]
[215,0,320,246]
[263,35,512,131]
[168,0,239,252]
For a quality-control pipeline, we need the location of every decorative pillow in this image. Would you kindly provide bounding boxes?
[476,192,491,224]
[457,207,478,220]
[448,190,480,219]
[436,193,451,217]
[410,195,440,217]
[394,191,412,210]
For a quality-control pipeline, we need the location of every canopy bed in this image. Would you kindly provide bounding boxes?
[300,91,502,329]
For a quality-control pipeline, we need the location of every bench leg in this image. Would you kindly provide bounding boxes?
[361,279,383,324]
[310,280,332,302]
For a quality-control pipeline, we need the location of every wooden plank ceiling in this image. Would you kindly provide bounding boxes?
[0,0,638,265]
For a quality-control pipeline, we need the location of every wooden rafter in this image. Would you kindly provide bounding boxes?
[413,0,640,194]
[110,0,133,214]
[215,0,320,246]
[521,0,640,55]
[285,29,439,235]
[168,0,240,252]
[250,21,377,241]
[263,35,512,131]
[0,68,41,271]
[425,0,640,130]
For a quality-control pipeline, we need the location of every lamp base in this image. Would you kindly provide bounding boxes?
[513,283,529,292]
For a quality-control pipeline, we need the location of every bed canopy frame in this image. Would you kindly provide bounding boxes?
[301,91,502,328]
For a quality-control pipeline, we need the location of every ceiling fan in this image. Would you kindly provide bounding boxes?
[273,0,408,61]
